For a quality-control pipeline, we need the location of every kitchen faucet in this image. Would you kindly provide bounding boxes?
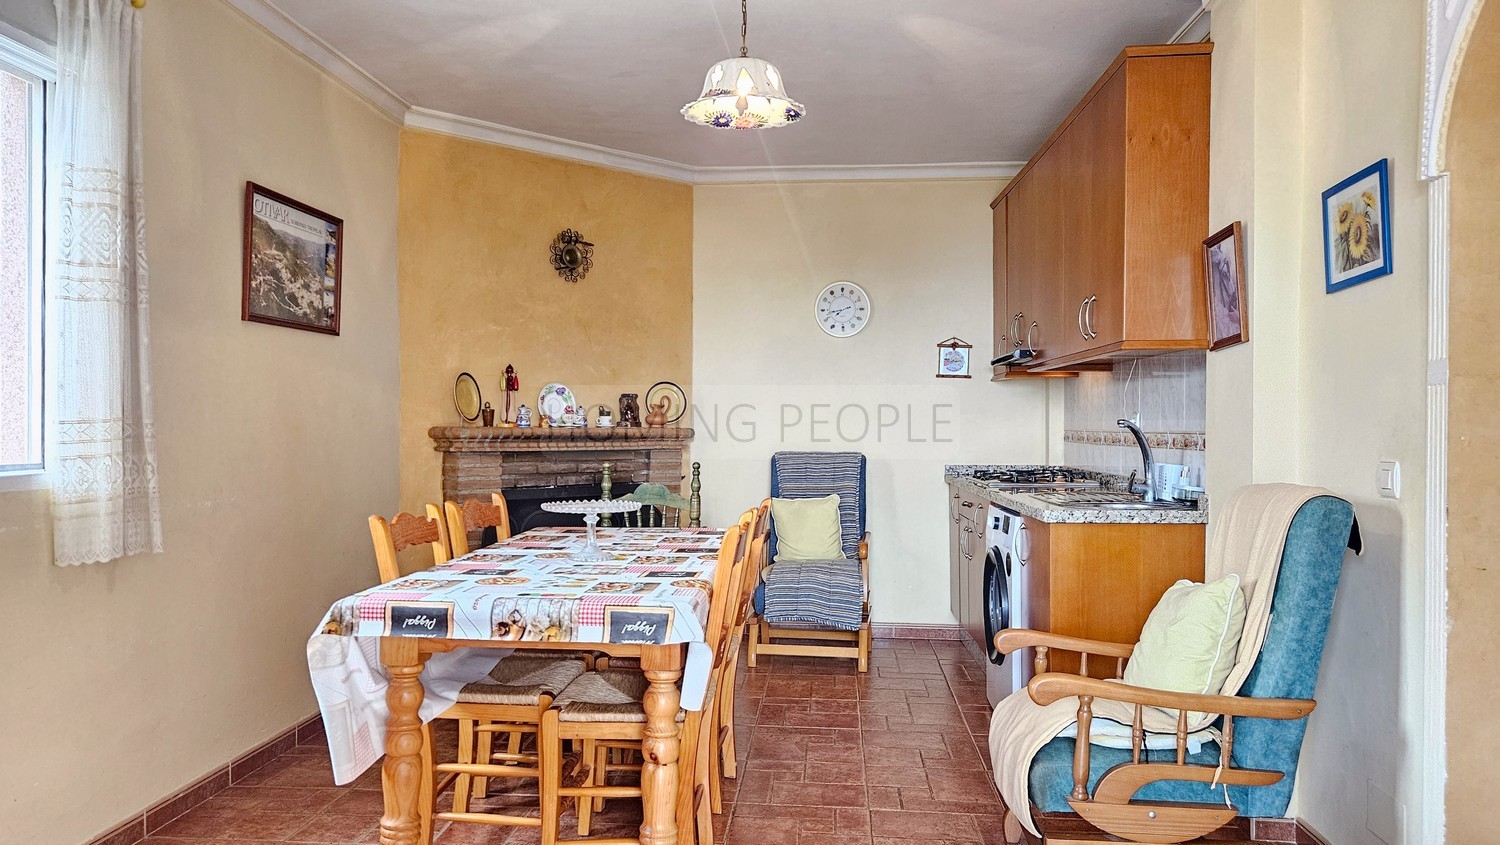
[1117,418,1156,502]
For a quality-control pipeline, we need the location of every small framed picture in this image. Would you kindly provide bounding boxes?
[1203,222,1248,350]
[1321,159,1393,293]
[936,337,972,379]
[243,182,343,335]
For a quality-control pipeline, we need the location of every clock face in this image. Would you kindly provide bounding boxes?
[816,281,870,337]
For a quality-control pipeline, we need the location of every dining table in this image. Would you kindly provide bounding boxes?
[306,524,727,845]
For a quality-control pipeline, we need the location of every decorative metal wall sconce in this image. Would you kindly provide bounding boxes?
[550,229,594,283]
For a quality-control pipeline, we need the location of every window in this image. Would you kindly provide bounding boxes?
[0,34,49,477]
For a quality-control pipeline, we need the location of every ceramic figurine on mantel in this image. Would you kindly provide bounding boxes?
[618,393,641,428]
[516,404,533,428]
[645,395,672,428]
[500,364,519,427]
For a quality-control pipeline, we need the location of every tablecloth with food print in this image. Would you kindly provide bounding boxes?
[306,526,724,784]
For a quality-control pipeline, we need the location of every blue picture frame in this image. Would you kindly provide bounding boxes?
[1321,159,1393,293]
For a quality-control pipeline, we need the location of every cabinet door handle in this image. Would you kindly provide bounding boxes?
[960,524,973,558]
[1025,321,1039,354]
[1013,522,1029,565]
[1011,313,1023,349]
[1077,298,1088,340]
[951,492,960,523]
[1085,296,1098,339]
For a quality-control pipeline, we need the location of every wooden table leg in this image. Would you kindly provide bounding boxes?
[640,644,685,845]
[380,637,431,845]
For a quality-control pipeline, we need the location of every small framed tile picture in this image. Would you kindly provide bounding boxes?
[936,337,972,379]
[1321,159,1393,293]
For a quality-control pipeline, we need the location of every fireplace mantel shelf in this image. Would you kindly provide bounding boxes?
[429,425,694,453]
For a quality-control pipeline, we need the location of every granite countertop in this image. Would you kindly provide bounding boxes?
[944,464,1208,525]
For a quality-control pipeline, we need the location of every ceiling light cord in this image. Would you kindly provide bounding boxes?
[740,0,749,58]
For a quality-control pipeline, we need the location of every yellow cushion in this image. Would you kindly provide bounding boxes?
[1123,575,1246,722]
[770,494,844,562]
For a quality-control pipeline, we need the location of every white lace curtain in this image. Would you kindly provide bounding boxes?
[49,0,161,565]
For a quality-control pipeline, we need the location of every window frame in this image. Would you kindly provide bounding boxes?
[0,28,54,489]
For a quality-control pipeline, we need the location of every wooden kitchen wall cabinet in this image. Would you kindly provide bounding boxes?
[992,43,1211,379]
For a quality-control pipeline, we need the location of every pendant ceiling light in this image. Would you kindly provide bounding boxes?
[681,0,805,129]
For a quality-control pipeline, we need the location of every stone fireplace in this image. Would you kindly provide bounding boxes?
[428,426,695,537]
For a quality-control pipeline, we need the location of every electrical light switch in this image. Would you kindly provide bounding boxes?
[1377,460,1400,499]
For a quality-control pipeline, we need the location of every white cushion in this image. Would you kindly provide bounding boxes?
[1123,575,1246,723]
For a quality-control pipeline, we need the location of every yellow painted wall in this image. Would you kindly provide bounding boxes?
[1206,1,1430,841]
[1444,2,1500,840]
[0,2,401,843]
[397,130,693,511]
[691,181,1051,625]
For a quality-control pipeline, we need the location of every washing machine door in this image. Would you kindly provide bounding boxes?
[982,545,1010,665]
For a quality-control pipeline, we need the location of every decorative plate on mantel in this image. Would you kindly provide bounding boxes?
[538,382,581,426]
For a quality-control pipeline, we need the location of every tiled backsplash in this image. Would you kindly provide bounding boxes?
[1062,351,1206,480]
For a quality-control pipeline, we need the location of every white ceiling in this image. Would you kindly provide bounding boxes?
[265,0,1201,171]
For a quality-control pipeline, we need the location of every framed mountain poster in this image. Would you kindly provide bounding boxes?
[242,182,343,335]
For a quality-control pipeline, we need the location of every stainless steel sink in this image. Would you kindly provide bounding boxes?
[1029,491,1196,511]
[1090,501,1196,511]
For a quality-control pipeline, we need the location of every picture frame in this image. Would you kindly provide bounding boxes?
[1203,222,1249,350]
[1321,159,1393,293]
[242,182,343,334]
[936,336,972,379]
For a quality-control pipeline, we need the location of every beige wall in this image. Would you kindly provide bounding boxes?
[1443,1,1500,839]
[1206,1,1430,842]
[0,2,401,843]
[396,130,693,512]
[691,181,1051,625]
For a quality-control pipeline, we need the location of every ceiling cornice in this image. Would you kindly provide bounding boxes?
[407,108,1022,185]
[405,108,698,183]
[225,0,1025,184]
[221,0,410,120]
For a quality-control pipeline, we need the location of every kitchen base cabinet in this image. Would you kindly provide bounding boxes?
[1020,518,1205,678]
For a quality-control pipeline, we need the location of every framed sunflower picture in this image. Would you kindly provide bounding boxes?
[1321,159,1393,293]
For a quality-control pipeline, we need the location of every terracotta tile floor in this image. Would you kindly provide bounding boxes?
[141,638,1002,845]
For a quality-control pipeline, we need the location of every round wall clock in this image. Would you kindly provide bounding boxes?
[816,281,871,337]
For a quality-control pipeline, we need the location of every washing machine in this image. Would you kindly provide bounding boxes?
[983,505,1034,707]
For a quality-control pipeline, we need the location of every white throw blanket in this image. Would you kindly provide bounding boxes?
[989,484,1333,836]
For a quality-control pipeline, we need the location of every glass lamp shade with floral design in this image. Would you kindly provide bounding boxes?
[681,56,805,129]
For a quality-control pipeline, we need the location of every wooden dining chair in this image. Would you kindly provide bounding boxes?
[368,507,589,838]
[716,499,771,782]
[538,511,756,845]
[443,492,513,557]
[368,506,452,583]
[599,461,703,528]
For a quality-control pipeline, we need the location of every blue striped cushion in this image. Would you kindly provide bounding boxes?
[762,558,864,631]
[770,451,866,559]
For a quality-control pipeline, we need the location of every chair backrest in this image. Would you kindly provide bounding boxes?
[443,492,512,557]
[769,451,866,559]
[702,518,749,663]
[368,506,451,583]
[1227,495,1356,817]
[601,462,704,528]
[733,500,772,629]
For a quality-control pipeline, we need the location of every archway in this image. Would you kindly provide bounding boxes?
[1443,1,1500,840]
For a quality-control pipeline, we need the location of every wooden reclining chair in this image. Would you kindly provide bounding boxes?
[993,494,1359,845]
[746,451,872,673]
